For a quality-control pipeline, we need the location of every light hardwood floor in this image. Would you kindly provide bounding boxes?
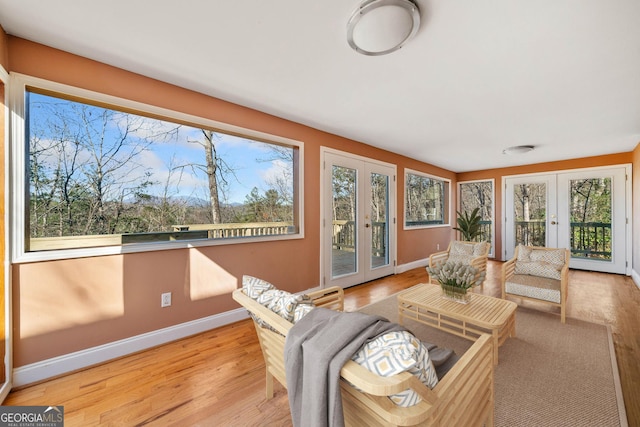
[4,261,640,426]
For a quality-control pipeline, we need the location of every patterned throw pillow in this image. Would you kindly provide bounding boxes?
[256,289,314,323]
[515,248,565,280]
[242,275,275,298]
[516,244,533,262]
[242,275,315,327]
[473,242,488,256]
[352,330,438,407]
[450,241,473,256]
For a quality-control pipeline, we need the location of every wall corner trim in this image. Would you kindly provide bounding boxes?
[12,307,249,387]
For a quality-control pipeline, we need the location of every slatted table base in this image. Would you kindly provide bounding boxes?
[398,283,517,364]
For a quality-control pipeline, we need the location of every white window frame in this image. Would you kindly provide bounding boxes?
[403,168,451,230]
[9,73,304,263]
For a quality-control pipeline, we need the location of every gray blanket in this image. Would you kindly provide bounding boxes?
[284,308,404,427]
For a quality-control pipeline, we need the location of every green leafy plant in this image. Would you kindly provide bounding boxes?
[453,207,482,241]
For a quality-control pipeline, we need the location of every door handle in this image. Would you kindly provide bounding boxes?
[365,223,371,228]
[551,221,557,225]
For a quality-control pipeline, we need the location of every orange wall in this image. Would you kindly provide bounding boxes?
[7,37,455,367]
[0,24,8,70]
[458,152,633,260]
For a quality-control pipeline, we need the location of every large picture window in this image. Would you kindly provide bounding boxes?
[404,169,450,228]
[12,75,303,260]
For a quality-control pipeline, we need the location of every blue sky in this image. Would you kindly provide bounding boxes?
[28,92,292,205]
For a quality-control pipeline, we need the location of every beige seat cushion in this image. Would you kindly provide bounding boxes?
[505,274,561,304]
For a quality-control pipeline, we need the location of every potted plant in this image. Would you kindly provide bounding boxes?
[453,207,482,241]
[426,261,485,303]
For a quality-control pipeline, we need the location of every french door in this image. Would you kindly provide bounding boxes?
[322,149,396,288]
[504,166,629,274]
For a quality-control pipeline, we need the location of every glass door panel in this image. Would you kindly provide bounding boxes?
[331,165,357,278]
[569,178,612,261]
[504,175,557,260]
[557,168,626,274]
[369,172,389,270]
[513,182,548,247]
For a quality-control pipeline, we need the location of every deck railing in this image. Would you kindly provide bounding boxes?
[30,222,295,251]
[515,220,612,259]
[332,220,386,257]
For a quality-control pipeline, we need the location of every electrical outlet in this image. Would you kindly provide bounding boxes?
[161,292,172,308]
[437,243,440,250]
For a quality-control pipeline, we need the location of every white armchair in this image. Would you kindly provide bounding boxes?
[502,245,570,323]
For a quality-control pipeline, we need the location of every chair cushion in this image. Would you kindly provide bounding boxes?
[505,274,562,303]
[352,330,438,407]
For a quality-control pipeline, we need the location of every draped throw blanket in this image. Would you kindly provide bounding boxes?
[284,308,404,427]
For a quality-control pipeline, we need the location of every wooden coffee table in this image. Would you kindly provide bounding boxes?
[398,283,517,364]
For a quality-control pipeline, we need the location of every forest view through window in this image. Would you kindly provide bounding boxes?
[405,170,450,227]
[26,89,299,252]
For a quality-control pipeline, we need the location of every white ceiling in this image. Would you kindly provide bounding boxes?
[1,0,639,172]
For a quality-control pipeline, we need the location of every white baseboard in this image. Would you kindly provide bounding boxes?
[13,307,249,387]
[395,258,429,274]
[631,268,640,290]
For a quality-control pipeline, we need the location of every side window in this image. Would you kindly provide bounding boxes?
[404,169,450,228]
[15,79,302,259]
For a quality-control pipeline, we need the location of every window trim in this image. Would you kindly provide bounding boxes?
[10,72,305,263]
[403,168,451,230]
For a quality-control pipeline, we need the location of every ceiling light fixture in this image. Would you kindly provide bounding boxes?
[347,0,421,56]
[502,145,535,155]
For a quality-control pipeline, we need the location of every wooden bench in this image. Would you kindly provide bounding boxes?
[233,286,495,426]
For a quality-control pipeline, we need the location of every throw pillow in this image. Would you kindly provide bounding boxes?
[473,242,488,256]
[450,241,473,256]
[242,275,276,298]
[256,289,314,323]
[516,244,533,262]
[352,330,438,407]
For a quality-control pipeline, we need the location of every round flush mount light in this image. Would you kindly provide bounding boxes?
[347,0,421,56]
[502,145,535,155]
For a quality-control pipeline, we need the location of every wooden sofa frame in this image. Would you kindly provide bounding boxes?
[233,286,495,426]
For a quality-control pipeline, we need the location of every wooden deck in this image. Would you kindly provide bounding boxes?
[4,261,640,426]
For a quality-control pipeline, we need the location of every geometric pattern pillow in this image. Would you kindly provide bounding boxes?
[515,261,562,280]
[515,247,565,280]
[352,330,438,407]
[516,244,533,262]
[242,275,276,298]
[530,249,565,266]
[256,289,314,323]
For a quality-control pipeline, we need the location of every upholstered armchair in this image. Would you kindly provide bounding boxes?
[428,241,490,287]
[502,245,570,323]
